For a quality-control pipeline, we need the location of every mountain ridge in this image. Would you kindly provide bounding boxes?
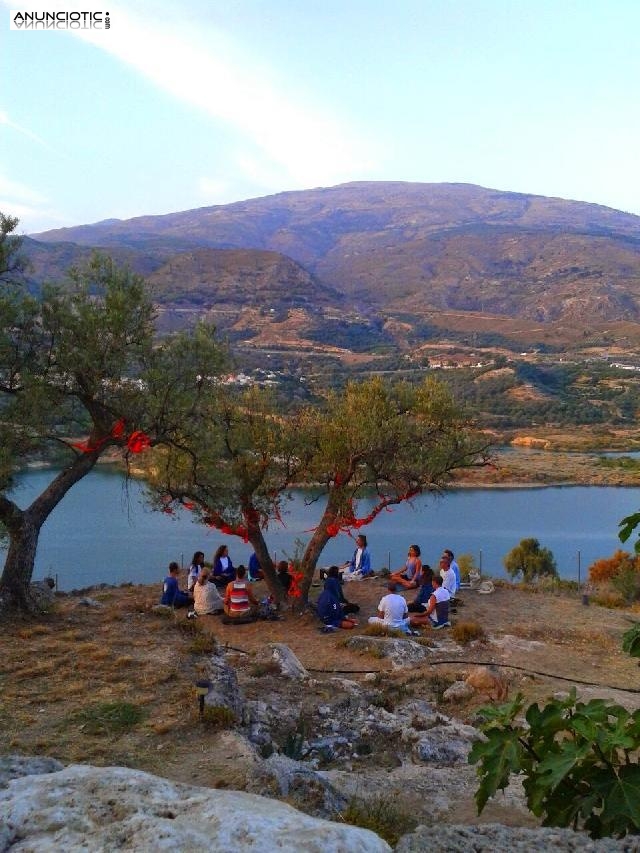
[23,181,640,353]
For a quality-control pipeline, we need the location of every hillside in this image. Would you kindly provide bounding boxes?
[30,182,640,341]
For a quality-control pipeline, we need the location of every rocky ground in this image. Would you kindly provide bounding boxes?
[1,577,639,850]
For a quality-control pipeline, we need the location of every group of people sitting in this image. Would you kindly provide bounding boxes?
[316,546,460,633]
[160,540,461,633]
[160,548,294,621]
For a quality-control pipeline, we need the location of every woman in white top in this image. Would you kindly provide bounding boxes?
[193,569,224,615]
[187,551,205,591]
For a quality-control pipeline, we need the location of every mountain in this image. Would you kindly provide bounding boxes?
[28,182,640,352]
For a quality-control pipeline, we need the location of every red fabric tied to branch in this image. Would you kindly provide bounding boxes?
[288,568,304,598]
[127,431,151,453]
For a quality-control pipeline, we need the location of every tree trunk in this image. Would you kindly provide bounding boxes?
[246,524,283,604]
[0,452,99,611]
[298,491,343,600]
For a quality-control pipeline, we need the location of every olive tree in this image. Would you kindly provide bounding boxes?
[0,244,227,610]
[151,375,491,602]
[503,537,557,582]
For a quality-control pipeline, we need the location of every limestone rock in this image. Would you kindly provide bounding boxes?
[245,754,348,818]
[396,823,635,852]
[269,643,309,679]
[1,763,390,852]
[0,754,63,788]
[344,636,434,669]
[442,681,475,702]
[205,648,244,717]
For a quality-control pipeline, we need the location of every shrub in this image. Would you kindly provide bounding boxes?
[503,537,557,582]
[70,701,146,735]
[451,621,487,645]
[611,564,640,604]
[589,550,640,585]
[590,590,627,609]
[201,705,235,730]
[470,690,640,839]
[456,553,477,582]
[340,796,417,846]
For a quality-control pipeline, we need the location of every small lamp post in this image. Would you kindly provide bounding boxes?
[195,679,212,719]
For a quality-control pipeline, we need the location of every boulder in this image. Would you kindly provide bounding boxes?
[245,754,348,818]
[442,681,475,702]
[205,648,244,717]
[396,823,634,852]
[269,643,309,679]
[1,763,390,852]
[344,636,434,669]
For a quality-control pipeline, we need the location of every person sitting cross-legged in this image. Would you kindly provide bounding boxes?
[407,565,434,613]
[224,565,259,620]
[368,581,411,634]
[409,574,451,630]
[193,569,224,616]
[316,571,358,630]
[160,562,191,608]
[390,544,423,589]
[324,565,360,615]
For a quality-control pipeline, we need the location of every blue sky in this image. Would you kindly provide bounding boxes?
[1,0,639,233]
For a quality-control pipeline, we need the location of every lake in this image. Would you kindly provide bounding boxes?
[2,467,639,590]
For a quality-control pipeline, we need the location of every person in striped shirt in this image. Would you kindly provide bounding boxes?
[223,565,259,619]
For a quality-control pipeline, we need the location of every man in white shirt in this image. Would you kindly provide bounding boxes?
[409,575,451,630]
[443,549,460,592]
[439,557,457,598]
[368,581,410,633]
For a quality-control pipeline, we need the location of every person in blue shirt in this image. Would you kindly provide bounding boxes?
[316,577,358,630]
[407,566,434,613]
[212,544,235,587]
[160,562,191,607]
[344,534,373,577]
[248,552,264,582]
[323,565,360,615]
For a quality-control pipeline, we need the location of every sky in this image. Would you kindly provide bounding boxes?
[1,0,640,234]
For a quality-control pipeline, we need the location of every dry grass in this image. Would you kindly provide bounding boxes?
[450,620,487,645]
[2,578,639,795]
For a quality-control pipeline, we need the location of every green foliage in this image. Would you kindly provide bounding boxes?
[201,705,235,730]
[456,552,477,581]
[503,537,558,582]
[619,512,640,555]
[70,701,146,735]
[0,212,26,282]
[0,238,229,607]
[622,623,640,659]
[469,689,640,838]
[340,796,417,846]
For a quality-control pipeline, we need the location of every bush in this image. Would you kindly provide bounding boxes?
[456,553,477,582]
[70,701,146,735]
[470,689,640,839]
[589,550,639,585]
[340,796,417,846]
[503,537,557,582]
[451,621,487,645]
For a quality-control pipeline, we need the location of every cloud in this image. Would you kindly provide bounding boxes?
[0,109,49,147]
[18,0,377,190]
[0,172,62,231]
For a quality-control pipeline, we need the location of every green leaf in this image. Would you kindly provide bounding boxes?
[622,624,640,658]
[619,512,640,545]
[535,740,592,793]
[469,728,523,813]
[591,764,640,837]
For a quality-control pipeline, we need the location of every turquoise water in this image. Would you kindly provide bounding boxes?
[2,467,639,590]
